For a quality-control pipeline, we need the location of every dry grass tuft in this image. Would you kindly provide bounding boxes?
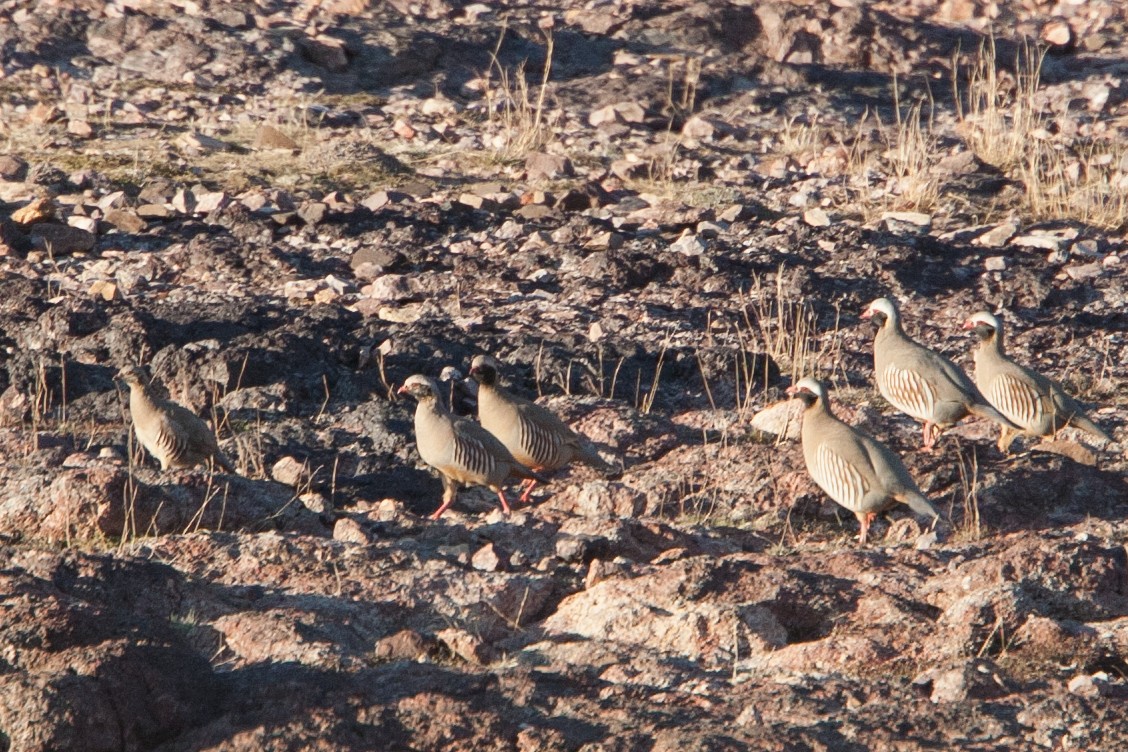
[482,22,556,161]
[957,38,1128,229]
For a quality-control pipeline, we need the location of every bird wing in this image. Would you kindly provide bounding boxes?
[984,371,1045,430]
[807,425,874,511]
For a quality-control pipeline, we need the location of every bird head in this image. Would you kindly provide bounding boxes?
[962,311,1001,341]
[468,354,500,386]
[785,377,825,407]
[116,365,149,388]
[398,374,441,401]
[860,297,898,328]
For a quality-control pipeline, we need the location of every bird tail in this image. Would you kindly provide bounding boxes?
[969,401,1021,431]
[1069,414,1113,444]
[513,462,550,485]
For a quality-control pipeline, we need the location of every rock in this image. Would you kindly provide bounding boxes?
[297,201,329,225]
[525,152,574,181]
[1067,674,1103,698]
[271,456,309,487]
[670,233,706,256]
[984,256,1007,271]
[137,204,172,219]
[333,517,372,544]
[194,191,229,215]
[719,203,756,222]
[750,399,802,440]
[361,190,408,211]
[103,208,147,233]
[471,542,502,572]
[1041,20,1074,51]
[11,197,55,225]
[881,211,931,233]
[89,280,119,301]
[67,119,94,138]
[457,193,497,212]
[803,207,831,227]
[176,132,229,153]
[171,189,196,214]
[365,274,414,303]
[589,104,619,127]
[0,155,29,182]
[974,222,1019,248]
[436,627,494,665]
[1064,263,1102,281]
[613,101,646,124]
[681,115,716,139]
[30,223,95,255]
[299,35,350,71]
[252,125,299,151]
[374,629,434,661]
[350,246,404,277]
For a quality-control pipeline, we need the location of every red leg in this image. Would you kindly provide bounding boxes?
[430,478,458,520]
[857,512,875,546]
[921,422,937,452]
[429,499,454,520]
[497,491,512,514]
[518,478,540,504]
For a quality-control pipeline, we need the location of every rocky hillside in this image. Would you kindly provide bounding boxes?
[1,0,1126,749]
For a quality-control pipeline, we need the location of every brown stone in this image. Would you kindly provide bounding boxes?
[103,208,146,233]
[11,197,55,225]
[252,124,299,151]
[30,222,95,255]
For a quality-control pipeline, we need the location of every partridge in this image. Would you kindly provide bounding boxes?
[788,378,939,545]
[118,366,235,472]
[861,297,1017,450]
[963,311,1112,452]
[398,374,546,520]
[469,354,617,502]
[439,365,478,417]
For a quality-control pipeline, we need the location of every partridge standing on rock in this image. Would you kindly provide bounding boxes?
[862,297,1018,451]
[963,311,1112,453]
[469,354,618,503]
[118,366,235,472]
[398,374,547,520]
[788,378,940,546]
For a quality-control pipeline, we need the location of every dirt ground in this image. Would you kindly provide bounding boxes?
[1,1,1126,750]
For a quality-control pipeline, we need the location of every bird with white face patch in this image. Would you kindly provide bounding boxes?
[963,310,1112,453]
[398,374,546,520]
[788,377,939,546]
[861,297,1018,451]
[469,354,617,503]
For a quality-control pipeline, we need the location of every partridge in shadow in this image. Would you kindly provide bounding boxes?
[788,377,939,546]
[861,297,1018,451]
[963,310,1112,453]
[398,374,547,520]
[118,366,235,473]
[469,354,618,503]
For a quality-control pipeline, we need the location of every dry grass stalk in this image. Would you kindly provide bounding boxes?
[483,22,556,160]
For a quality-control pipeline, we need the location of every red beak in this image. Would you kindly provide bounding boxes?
[860,308,873,320]
[785,385,799,396]
[961,319,975,330]
[396,385,409,395]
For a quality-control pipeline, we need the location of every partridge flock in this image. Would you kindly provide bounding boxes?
[787,298,1113,545]
[398,374,547,520]
[115,296,1112,543]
